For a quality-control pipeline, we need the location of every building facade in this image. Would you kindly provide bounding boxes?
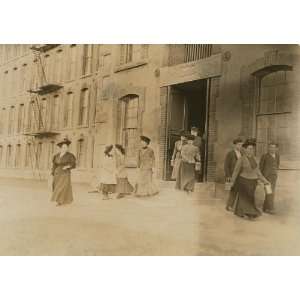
[0,44,299,194]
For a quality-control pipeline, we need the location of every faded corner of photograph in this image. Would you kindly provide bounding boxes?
[0,44,299,256]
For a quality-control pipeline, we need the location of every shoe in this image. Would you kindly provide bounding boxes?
[102,195,109,200]
[116,194,125,199]
[226,206,233,212]
[264,210,275,215]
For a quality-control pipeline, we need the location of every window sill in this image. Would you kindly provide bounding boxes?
[76,125,89,129]
[114,60,148,73]
[80,73,93,79]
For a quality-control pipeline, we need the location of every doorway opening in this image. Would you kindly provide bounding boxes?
[165,79,209,182]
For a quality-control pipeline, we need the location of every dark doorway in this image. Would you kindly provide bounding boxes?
[165,79,209,181]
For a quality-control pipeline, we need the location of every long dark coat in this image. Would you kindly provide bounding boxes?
[51,152,76,205]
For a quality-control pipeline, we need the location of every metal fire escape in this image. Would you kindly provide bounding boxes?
[23,44,63,179]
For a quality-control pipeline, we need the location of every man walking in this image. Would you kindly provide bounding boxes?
[259,142,280,214]
[224,138,243,211]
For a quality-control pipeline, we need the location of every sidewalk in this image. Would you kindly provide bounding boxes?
[0,177,299,255]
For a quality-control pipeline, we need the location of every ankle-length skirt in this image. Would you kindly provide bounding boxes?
[234,176,261,218]
[135,169,159,197]
[175,161,196,192]
[51,172,73,205]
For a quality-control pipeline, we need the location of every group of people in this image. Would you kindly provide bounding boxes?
[97,135,159,200]
[49,130,280,221]
[171,127,204,194]
[224,138,280,220]
[50,135,159,205]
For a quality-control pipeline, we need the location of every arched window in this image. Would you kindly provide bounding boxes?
[117,95,140,166]
[256,69,293,160]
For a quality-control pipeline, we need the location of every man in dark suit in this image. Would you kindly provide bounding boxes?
[224,137,243,211]
[259,142,280,214]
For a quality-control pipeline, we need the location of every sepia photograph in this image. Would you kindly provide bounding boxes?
[0,44,299,256]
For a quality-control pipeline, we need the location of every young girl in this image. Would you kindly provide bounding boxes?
[114,144,134,198]
[99,145,117,200]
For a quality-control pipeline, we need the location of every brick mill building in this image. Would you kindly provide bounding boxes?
[0,44,299,195]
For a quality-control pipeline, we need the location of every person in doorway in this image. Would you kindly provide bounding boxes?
[231,139,270,220]
[114,144,134,199]
[224,137,244,211]
[51,138,76,206]
[135,136,159,197]
[175,134,201,194]
[259,142,280,214]
[171,130,187,180]
[99,145,117,200]
[191,126,204,181]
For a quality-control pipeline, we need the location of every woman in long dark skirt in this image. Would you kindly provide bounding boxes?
[51,138,76,206]
[175,134,201,194]
[231,139,270,220]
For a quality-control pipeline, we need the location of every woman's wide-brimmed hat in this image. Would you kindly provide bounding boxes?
[140,135,151,144]
[57,137,72,147]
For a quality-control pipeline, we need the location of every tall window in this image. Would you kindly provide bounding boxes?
[3,71,8,98]
[6,145,12,168]
[51,95,60,130]
[256,70,293,160]
[53,49,63,82]
[77,139,85,168]
[28,101,36,132]
[36,142,43,169]
[118,95,140,166]
[120,44,133,65]
[0,108,6,134]
[8,106,15,135]
[82,45,92,75]
[48,141,55,169]
[25,143,32,168]
[17,104,24,133]
[63,92,74,128]
[15,144,21,168]
[0,145,3,167]
[44,54,52,83]
[39,98,47,130]
[67,44,77,81]
[78,88,89,126]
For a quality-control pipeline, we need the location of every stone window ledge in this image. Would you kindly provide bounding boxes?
[114,60,148,73]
